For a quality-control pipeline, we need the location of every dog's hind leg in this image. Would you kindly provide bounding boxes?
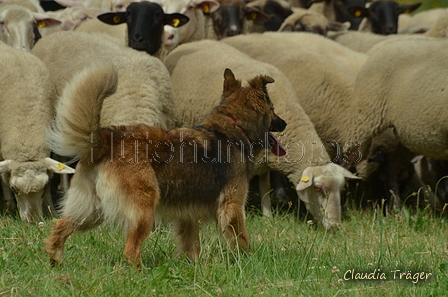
[173,219,201,262]
[217,182,250,253]
[123,189,158,268]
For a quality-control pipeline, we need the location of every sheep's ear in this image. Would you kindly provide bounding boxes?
[164,13,189,28]
[193,0,220,14]
[0,160,12,174]
[45,158,76,174]
[347,7,369,18]
[97,12,127,25]
[244,6,270,23]
[223,68,241,93]
[399,3,421,15]
[296,167,314,191]
[33,13,61,28]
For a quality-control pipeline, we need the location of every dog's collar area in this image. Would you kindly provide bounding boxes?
[228,116,250,140]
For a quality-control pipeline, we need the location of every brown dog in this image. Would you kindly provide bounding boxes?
[44,63,286,267]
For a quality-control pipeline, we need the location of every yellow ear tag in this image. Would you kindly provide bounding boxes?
[38,21,46,28]
[251,12,257,20]
[172,18,180,27]
[301,176,309,182]
[113,15,121,23]
[354,10,362,18]
[56,163,66,171]
[203,4,210,13]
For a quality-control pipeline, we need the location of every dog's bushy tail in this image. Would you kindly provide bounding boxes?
[49,61,118,161]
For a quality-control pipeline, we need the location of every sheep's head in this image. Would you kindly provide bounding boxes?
[0,4,60,51]
[153,0,220,51]
[0,158,75,222]
[296,163,361,231]
[97,1,189,55]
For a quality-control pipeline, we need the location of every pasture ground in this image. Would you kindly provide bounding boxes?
[1,204,447,296]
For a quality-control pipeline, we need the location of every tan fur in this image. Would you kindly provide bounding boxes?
[44,64,285,266]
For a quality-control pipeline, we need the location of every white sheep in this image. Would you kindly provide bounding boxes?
[164,39,360,230]
[0,0,45,13]
[31,31,176,130]
[0,42,75,222]
[349,37,448,162]
[54,0,138,12]
[153,0,220,51]
[0,3,60,50]
[278,7,349,36]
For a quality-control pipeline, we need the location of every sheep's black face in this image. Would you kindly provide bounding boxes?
[126,2,165,55]
[211,3,245,39]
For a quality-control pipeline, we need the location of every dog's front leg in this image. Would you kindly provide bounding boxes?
[217,183,250,253]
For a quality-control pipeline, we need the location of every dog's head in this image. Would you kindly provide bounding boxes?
[221,68,287,156]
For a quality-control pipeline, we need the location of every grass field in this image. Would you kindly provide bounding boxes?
[1,204,447,296]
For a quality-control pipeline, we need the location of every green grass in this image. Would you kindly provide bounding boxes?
[1,207,447,296]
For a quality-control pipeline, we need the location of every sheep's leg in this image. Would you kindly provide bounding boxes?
[173,219,201,262]
[217,183,250,253]
[258,172,272,218]
[1,181,16,214]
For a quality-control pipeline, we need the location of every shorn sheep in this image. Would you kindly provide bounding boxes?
[164,40,360,230]
[0,2,60,50]
[0,42,75,222]
[31,31,177,130]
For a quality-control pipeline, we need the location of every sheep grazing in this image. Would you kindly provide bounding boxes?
[32,31,177,131]
[349,0,421,35]
[164,39,360,230]
[308,0,369,30]
[54,0,136,12]
[278,7,349,36]
[0,3,60,50]
[153,0,220,51]
[208,0,268,39]
[349,38,448,169]
[96,1,189,56]
[0,42,75,222]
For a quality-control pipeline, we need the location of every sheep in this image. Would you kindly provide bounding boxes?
[54,0,137,12]
[349,0,421,35]
[0,3,60,50]
[31,31,176,130]
[207,0,269,38]
[348,37,448,169]
[308,0,369,30]
[153,0,220,51]
[331,8,448,53]
[39,6,105,36]
[0,42,75,222]
[163,39,360,230]
[246,0,294,32]
[0,0,45,13]
[92,1,189,57]
[278,7,349,36]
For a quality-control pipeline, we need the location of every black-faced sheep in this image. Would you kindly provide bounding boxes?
[349,0,421,35]
[0,42,75,222]
[95,1,189,56]
[163,39,360,230]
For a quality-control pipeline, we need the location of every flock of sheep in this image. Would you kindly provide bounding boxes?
[0,0,447,232]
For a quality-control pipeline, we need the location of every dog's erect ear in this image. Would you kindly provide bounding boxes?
[248,74,275,91]
[223,68,241,93]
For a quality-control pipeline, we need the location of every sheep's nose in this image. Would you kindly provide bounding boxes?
[384,26,396,35]
[226,29,241,37]
[132,33,144,43]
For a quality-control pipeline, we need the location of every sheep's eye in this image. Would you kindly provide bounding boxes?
[0,21,5,26]
[10,185,18,195]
